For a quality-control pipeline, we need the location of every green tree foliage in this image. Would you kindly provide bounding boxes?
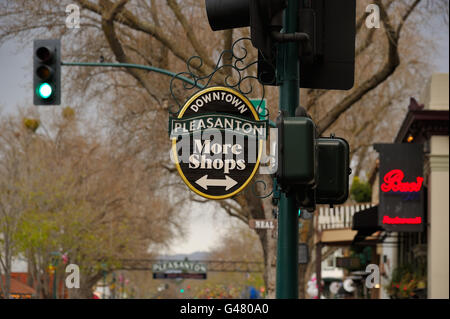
[350,176,372,203]
[0,112,184,298]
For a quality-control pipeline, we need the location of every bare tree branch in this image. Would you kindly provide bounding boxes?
[316,0,423,134]
[100,0,161,102]
[167,0,215,69]
[78,0,207,74]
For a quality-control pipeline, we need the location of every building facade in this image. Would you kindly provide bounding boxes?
[395,73,449,298]
[371,73,448,299]
[313,73,449,299]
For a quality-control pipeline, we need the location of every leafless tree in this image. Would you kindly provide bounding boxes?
[0,0,447,298]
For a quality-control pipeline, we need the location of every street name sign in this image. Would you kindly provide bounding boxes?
[170,86,268,200]
[298,243,309,264]
[249,219,277,230]
[250,99,267,119]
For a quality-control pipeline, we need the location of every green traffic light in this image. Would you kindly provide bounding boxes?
[180,289,184,293]
[38,83,53,99]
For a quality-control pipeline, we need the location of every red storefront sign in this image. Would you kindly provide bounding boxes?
[382,216,422,225]
[374,143,424,232]
[381,169,423,193]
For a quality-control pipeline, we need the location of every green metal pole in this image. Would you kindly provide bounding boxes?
[103,271,107,299]
[53,267,57,299]
[276,0,300,299]
[61,61,204,89]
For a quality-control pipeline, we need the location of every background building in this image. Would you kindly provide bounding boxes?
[369,73,448,299]
[313,73,449,299]
[394,73,449,298]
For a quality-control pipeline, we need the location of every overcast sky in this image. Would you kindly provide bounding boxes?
[0,7,448,255]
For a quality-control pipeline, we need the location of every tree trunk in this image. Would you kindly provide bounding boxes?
[298,263,308,299]
[247,175,278,299]
[261,223,277,299]
[0,236,12,299]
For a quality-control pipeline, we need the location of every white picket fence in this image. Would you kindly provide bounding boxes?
[317,203,374,231]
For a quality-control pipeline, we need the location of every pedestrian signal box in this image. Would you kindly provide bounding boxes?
[316,137,350,204]
[276,115,316,189]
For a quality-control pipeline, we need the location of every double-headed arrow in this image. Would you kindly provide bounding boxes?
[195,175,237,191]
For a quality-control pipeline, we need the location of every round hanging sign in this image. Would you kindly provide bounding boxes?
[169,86,267,200]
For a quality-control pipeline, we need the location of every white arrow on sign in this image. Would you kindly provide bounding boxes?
[195,175,237,191]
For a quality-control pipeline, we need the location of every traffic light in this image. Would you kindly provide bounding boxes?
[298,0,356,90]
[258,0,356,89]
[248,0,286,58]
[206,0,286,85]
[315,136,351,205]
[33,39,61,105]
[205,0,250,31]
[205,0,286,58]
[276,113,316,190]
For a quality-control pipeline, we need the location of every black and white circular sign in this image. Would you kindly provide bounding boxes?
[170,86,267,200]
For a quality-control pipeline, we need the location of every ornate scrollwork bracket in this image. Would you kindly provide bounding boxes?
[168,37,274,120]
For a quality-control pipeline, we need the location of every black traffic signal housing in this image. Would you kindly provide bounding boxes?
[205,0,250,31]
[276,113,316,191]
[205,0,286,65]
[315,136,351,205]
[33,39,61,105]
[248,0,285,58]
[299,0,355,90]
[258,0,356,90]
[205,0,285,86]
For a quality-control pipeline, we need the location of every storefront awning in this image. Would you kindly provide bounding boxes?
[351,205,383,244]
[0,276,36,298]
